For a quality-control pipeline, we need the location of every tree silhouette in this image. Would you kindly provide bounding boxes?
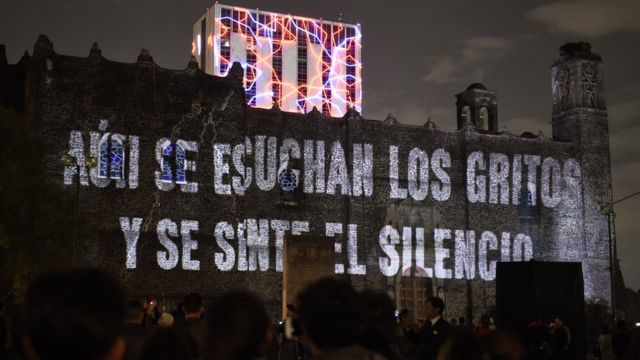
[0,107,75,298]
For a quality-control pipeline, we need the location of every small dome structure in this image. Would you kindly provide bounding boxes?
[466,83,487,91]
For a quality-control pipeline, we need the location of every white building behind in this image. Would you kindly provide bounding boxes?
[193,3,362,117]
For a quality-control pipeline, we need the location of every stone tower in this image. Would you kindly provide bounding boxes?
[455,83,498,131]
[552,42,607,140]
[551,42,613,304]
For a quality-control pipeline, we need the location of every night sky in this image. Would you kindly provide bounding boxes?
[2,0,639,290]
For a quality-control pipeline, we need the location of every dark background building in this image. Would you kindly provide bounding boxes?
[2,0,639,294]
[0,35,615,324]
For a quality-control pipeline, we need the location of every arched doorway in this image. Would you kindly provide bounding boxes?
[396,266,433,321]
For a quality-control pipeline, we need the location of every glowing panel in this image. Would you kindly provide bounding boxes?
[194,4,362,116]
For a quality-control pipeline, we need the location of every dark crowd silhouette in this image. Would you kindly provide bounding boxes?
[1,268,640,359]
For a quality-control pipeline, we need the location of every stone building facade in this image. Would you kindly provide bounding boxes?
[1,36,613,322]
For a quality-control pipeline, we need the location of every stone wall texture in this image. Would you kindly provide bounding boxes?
[1,36,613,321]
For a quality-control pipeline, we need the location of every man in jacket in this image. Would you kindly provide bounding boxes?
[417,297,450,360]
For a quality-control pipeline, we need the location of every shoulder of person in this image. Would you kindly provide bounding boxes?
[436,318,451,329]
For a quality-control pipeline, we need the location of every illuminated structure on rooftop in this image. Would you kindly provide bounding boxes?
[192,3,362,117]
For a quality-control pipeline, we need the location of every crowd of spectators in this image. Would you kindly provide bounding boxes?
[1,268,640,359]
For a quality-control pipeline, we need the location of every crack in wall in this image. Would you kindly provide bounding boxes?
[118,90,235,283]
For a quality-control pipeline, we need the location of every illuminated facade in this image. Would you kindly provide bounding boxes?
[192,3,362,117]
[2,36,616,323]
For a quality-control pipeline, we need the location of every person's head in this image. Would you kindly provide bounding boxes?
[23,268,126,360]
[183,292,203,318]
[437,330,525,360]
[425,297,445,320]
[285,304,296,318]
[458,316,466,326]
[601,325,609,335]
[297,277,360,353]
[399,308,412,327]
[616,320,627,331]
[399,308,409,319]
[554,317,563,327]
[125,300,145,325]
[205,290,271,360]
[158,312,174,328]
[145,298,157,310]
[358,290,396,354]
